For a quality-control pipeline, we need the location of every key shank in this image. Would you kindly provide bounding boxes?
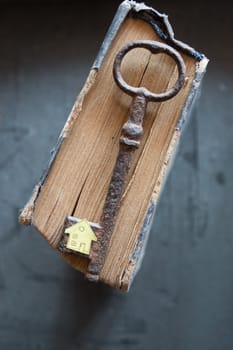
[86,95,147,282]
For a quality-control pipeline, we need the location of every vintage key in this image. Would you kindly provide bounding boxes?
[85,40,186,282]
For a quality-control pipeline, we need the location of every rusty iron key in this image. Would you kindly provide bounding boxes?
[85,40,186,282]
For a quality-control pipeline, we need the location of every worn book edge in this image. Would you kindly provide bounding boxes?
[120,57,208,290]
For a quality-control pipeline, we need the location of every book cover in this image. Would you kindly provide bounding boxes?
[19,0,208,291]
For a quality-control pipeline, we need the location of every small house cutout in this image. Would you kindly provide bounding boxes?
[65,219,97,255]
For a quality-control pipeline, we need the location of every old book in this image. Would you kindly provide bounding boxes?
[19,0,208,291]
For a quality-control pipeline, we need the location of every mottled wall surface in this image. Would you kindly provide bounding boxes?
[0,1,232,349]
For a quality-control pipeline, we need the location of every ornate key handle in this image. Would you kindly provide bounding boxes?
[113,40,185,102]
[86,41,186,282]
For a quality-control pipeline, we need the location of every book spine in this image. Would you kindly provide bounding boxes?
[122,58,208,291]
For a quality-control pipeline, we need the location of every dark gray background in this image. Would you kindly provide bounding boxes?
[0,1,233,349]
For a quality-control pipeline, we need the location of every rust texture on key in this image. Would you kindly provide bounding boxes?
[86,95,147,282]
[85,40,186,282]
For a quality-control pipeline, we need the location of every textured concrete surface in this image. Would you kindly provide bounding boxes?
[0,1,233,349]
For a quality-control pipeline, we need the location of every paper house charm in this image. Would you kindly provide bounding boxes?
[65,219,97,256]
